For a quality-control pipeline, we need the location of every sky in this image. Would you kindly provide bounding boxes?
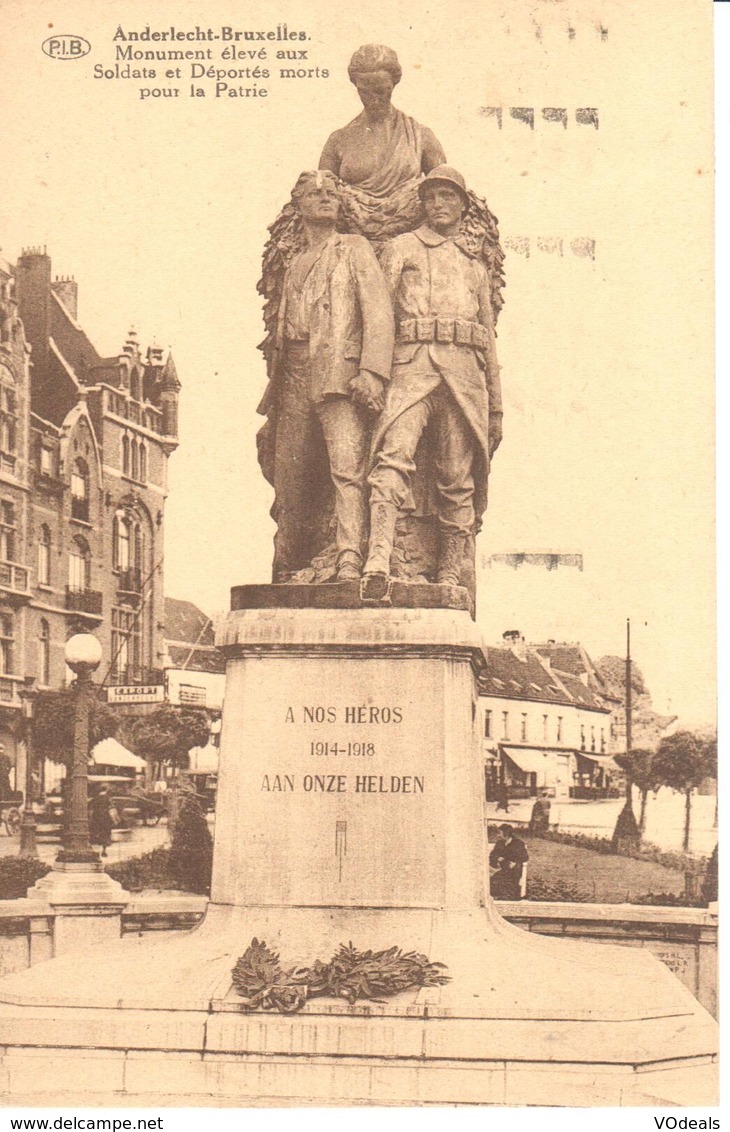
[0,0,716,726]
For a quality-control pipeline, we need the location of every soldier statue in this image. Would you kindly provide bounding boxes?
[363,166,502,594]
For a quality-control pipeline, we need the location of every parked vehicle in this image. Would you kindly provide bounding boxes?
[0,791,23,836]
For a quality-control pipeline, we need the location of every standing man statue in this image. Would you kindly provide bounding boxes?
[261,170,395,583]
[363,166,503,593]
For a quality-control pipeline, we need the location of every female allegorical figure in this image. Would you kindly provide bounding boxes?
[317,43,446,243]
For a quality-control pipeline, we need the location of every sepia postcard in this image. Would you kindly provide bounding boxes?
[0,0,718,1118]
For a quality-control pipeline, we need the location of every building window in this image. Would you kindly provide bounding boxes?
[484,709,492,739]
[556,716,563,743]
[71,458,90,521]
[600,728,606,753]
[139,442,147,483]
[0,613,14,674]
[122,435,130,476]
[114,514,131,570]
[0,370,17,468]
[111,607,141,682]
[502,711,510,740]
[590,725,596,752]
[542,714,548,742]
[114,510,146,581]
[580,724,586,751]
[68,536,90,592]
[0,501,16,561]
[40,446,53,476]
[37,524,51,585]
[520,713,528,742]
[38,619,50,685]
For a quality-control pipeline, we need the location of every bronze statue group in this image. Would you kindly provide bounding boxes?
[257,45,505,598]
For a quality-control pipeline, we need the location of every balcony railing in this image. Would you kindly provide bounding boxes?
[0,675,21,704]
[179,684,207,706]
[0,559,29,594]
[117,567,143,594]
[71,497,90,522]
[108,666,164,687]
[65,587,103,614]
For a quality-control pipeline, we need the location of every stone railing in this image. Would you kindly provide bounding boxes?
[0,896,717,1018]
[496,899,718,1018]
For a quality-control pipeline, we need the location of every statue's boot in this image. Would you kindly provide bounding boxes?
[336,550,363,582]
[361,502,397,600]
[436,531,468,587]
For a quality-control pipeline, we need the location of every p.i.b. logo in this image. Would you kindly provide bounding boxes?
[42,35,90,60]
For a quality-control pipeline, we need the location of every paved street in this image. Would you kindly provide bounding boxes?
[0,818,170,864]
[1,787,716,869]
[486,787,717,857]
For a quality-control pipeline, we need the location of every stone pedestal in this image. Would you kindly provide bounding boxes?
[27,865,129,957]
[213,596,485,913]
[0,589,717,1107]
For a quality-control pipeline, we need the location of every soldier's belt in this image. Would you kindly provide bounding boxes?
[397,318,489,348]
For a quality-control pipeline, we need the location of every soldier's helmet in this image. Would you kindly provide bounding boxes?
[418,165,470,210]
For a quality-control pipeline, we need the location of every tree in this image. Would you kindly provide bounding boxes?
[613,748,658,834]
[168,791,213,895]
[611,800,641,853]
[130,706,210,831]
[31,688,119,765]
[651,731,716,851]
[130,705,210,775]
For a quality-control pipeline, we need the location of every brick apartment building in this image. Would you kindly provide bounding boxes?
[0,248,179,781]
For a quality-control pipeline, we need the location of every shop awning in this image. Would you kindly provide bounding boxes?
[501,747,551,774]
[576,751,621,771]
[90,738,147,770]
[187,743,219,774]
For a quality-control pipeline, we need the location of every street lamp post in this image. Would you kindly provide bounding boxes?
[57,633,103,865]
[18,676,38,858]
[24,631,128,941]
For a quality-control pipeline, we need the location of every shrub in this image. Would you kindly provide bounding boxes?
[525,877,592,903]
[106,846,174,892]
[0,857,52,900]
[538,829,703,873]
[167,794,213,895]
[633,891,704,908]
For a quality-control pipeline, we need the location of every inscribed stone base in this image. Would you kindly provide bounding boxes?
[0,595,717,1106]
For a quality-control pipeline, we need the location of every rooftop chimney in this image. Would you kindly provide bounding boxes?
[52,275,78,320]
[502,629,528,660]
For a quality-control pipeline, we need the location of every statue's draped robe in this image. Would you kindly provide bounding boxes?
[319,109,433,242]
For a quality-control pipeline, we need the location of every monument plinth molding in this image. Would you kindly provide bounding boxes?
[0,590,717,1106]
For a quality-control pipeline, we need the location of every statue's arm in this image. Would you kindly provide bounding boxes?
[351,241,395,382]
[378,239,405,304]
[421,126,447,173]
[477,269,502,414]
[319,130,342,176]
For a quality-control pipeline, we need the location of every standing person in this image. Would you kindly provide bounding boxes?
[489,824,529,900]
[495,781,511,813]
[261,169,394,583]
[363,166,503,591]
[89,786,114,858]
[529,789,552,835]
[0,743,12,800]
